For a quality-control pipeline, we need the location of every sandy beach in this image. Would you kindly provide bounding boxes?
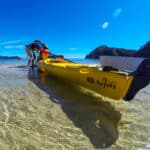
[0,63,150,150]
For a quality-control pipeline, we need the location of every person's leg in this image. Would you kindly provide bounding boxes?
[30,56,35,67]
[27,58,31,66]
[36,53,42,62]
[27,55,33,67]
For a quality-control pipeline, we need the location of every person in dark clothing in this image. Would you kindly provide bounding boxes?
[31,40,43,52]
[26,40,51,66]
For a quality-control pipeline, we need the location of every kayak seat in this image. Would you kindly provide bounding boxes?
[102,66,119,72]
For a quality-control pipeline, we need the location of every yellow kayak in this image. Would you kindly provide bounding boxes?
[37,58,134,100]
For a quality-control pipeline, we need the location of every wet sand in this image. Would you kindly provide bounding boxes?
[0,64,150,150]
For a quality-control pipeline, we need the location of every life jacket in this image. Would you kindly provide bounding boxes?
[40,49,50,60]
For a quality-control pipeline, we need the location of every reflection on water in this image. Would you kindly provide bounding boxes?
[28,68,121,148]
[0,64,150,150]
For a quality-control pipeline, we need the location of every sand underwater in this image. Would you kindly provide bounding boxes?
[0,62,150,150]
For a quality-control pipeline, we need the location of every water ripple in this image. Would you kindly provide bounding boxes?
[0,65,149,149]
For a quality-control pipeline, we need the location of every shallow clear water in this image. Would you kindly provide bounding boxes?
[0,59,150,150]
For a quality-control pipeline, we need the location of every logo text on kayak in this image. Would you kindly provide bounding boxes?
[87,77,116,89]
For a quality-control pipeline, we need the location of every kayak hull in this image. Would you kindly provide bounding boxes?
[37,58,134,100]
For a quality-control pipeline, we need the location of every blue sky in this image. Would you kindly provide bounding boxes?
[0,0,150,58]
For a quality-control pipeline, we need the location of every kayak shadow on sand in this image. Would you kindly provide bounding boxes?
[28,68,122,149]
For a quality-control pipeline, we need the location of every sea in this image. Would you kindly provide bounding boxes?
[0,58,150,150]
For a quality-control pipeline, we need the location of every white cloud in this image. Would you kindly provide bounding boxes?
[4,45,24,49]
[0,40,25,49]
[113,8,122,17]
[0,40,23,45]
[102,21,109,29]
